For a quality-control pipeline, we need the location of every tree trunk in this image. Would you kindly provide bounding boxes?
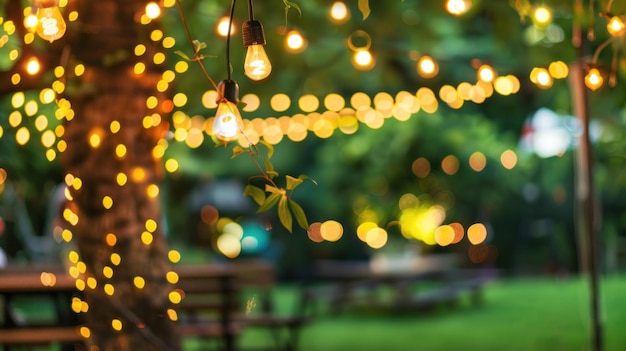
[60,1,180,350]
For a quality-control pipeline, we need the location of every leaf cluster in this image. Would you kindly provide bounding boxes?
[230,140,316,233]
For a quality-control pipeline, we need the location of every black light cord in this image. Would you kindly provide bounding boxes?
[226,0,237,81]
[247,0,254,20]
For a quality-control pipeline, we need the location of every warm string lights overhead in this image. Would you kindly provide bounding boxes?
[213,0,272,142]
[518,1,626,91]
[0,0,539,342]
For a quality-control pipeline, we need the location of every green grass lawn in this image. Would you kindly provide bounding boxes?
[229,274,626,351]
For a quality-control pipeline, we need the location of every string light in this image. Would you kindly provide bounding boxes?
[213,80,243,141]
[145,2,161,20]
[352,49,375,70]
[417,55,439,78]
[477,64,496,82]
[532,5,552,28]
[242,17,272,80]
[446,0,472,16]
[329,1,350,23]
[585,68,604,91]
[216,16,235,37]
[25,57,41,75]
[285,29,306,53]
[32,0,66,43]
[606,16,625,37]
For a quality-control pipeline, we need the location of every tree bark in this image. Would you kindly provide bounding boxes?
[60,1,180,350]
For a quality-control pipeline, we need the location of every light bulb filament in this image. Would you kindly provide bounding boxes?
[41,13,60,36]
[249,59,267,76]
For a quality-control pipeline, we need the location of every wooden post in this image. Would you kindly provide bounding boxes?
[569,27,603,351]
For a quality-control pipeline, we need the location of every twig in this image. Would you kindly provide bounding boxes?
[174,0,218,91]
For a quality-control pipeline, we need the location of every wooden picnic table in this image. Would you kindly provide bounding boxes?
[306,254,494,314]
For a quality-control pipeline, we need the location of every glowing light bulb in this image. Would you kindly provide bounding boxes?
[242,20,272,81]
[244,45,272,80]
[216,16,235,37]
[34,0,66,43]
[286,30,306,53]
[145,2,161,19]
[446,0,472,16]
[26,57,41,75]
[477,64,496,82]
[607,16,626,37]
[530,67,553,89]
[330,1,350,23]
[352,50,375,70]
[24,14,39,32]
[213,80,243,142]
[417,55,438,78]
[585,68,603,91]
[532,6,552,28]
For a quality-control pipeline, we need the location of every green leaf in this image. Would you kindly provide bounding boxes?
[192,40,207,53]
[358,0,371,20]
[257,193,281,213]
[263,157,276,177]
[283,0,302,17]
[286,175,304,191]
[244,185,265,205]
[265,185,285,195]
[298,174,318,186]
[259,140,275,159]
[174,50,192,61]
[278,196,293,233]
[231,146,246,159]
[289,199,309,230]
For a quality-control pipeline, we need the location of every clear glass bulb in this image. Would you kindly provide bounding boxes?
[213,100,243,141]
[244,45,272,81]
[35,5,66,43]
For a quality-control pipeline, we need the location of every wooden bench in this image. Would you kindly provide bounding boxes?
[390,268,496,312]
[303,257,496,315]
[176,260,311,351]
[0,261,311,351]
[0,269,83,351]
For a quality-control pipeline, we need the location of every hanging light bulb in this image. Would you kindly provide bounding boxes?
[446,0,472,16]
[584,68,603,91]
[213,80,243,142]
[329,1,350,23]
[532,5,553,28]
[25,56,42,75]
[352,49,375,70]
[242,20,272,81]
[33,0,66,43]
[145,2,162,20]
[216,16,236,37]
[607,16,626,37]
[285,29,306,53]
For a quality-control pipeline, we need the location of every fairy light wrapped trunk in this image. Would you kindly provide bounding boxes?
[59,1,180,350]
